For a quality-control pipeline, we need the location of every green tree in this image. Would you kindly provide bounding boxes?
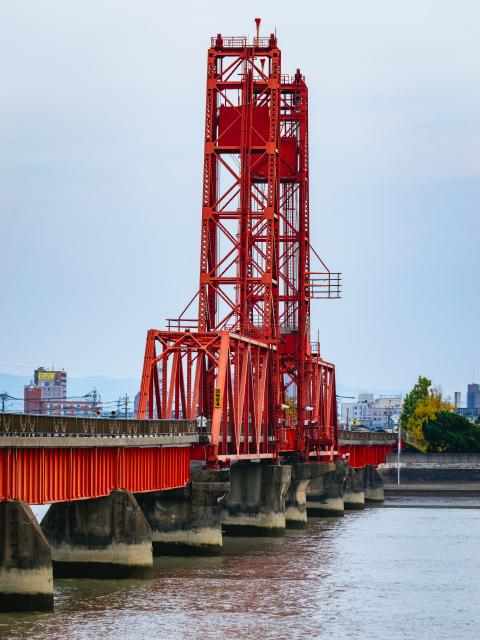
[423,411,480,453]
[400,376,432,430]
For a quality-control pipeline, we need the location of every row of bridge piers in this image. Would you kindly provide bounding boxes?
[0,461,384,612]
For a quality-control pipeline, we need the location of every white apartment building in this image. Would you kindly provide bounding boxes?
[340,393,403,430]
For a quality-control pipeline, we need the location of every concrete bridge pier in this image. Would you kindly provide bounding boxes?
[41,490,153,579]
[285,463,335,528]
[0,501,53,612]
[221,462,292,536]
[363,464,385,502]
[135,469,230,555]
[307,461,347,517]
[343,467,366,510]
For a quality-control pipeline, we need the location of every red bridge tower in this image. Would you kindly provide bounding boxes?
[138,21,340,466]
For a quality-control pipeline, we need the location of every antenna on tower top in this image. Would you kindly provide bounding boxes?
[255,18,261,40]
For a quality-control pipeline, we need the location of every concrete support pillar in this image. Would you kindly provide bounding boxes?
[135,469,229,555]
[221,463,291,536]
[363,464,385,502]
[41,490,152,578]
[343,467,365,510]
[0,501,53,612]
[285,463,335,528]
[307,461,346,517]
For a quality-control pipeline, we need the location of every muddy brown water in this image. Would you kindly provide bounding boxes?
[1,497,479,639]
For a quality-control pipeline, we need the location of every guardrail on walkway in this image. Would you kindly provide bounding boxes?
[0,413,196,438]
[338,429,397,444]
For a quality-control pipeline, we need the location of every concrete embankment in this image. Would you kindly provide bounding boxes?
[379,453,480,494]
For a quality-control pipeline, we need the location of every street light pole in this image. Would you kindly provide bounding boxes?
[397,420,401,485]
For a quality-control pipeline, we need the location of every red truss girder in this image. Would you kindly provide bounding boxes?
[137,330,279,463]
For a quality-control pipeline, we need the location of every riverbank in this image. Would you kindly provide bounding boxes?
[379,452,480,495]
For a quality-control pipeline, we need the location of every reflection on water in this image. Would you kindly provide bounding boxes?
[2,497,480,640]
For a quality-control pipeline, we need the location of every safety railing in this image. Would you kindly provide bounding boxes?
[0,413,197,438]
[211,36,247,48]
[338,429,397,443]
[252,37,273,47]
[308,272,342,299]
[210,36,276,49]
[166,318,199,331]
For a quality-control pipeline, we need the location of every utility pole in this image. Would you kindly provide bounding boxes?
[0,392,8,413]
[124,394,128,419]
[337,395,354,431]
[92,388,98,413]
[397,419,402,485]
[86,388,101,417]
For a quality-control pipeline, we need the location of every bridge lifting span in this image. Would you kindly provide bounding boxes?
[138,21,341,466]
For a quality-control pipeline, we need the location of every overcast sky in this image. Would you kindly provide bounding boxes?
[1,1,479,399]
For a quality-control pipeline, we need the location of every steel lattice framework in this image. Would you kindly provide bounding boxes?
[138,23,341,466]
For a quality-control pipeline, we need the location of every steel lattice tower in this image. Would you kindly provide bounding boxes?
[138,21,340,466]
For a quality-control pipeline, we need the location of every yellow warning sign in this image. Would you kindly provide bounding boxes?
[213,388,223,409]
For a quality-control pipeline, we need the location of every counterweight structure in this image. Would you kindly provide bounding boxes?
[138,25,340,466]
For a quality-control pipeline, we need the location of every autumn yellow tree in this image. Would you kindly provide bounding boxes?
[407,389,453,451]
[284,398,297,423]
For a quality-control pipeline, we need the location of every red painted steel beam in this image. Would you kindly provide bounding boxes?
[0,446,190,504]
[338,444,395,468]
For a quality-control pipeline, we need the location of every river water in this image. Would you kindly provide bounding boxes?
[1,497,479,640]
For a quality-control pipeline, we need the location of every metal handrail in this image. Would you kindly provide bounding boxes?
[211,36,247,48]
[210,36,275,49]
[338,429,397,443]
[0,413,197,438]
[308,272,342,299]
[166,318,199,331]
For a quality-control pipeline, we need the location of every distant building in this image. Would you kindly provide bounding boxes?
[24,367,67,414]
[456,383,480,421]
[24,367,99,416]
[454,391,462,409]
[341,393,403,430]
[467,383,480,410]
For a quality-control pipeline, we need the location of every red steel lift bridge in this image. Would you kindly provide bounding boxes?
[0,22,396,506]
[137,20,343,467]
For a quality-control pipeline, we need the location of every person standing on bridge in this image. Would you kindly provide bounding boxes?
[197,415,207,432]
